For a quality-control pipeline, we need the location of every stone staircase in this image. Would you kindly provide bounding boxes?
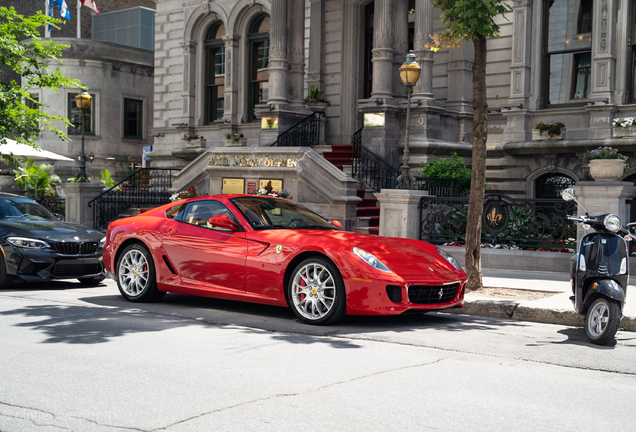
[321,144,380,235]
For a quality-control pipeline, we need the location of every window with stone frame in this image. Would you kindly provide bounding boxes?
[535,173,575,198]
[541,0,593,108]
[68,93,95,135]
[123,98,143,139]
[248,14,270,122]
[205,22,226,124]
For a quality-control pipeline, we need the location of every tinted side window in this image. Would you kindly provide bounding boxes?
[179,201,239,231]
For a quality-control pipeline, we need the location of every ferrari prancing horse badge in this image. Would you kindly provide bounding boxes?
[276,245,282,254]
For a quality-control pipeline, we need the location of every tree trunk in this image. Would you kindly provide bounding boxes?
[464,35,488,291]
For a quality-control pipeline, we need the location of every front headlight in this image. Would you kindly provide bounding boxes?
[603,214,622,232]
[7,237,51,250]
[436,248,463,270]
[352,247,392,272]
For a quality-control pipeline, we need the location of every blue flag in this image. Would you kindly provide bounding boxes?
[47,0,54,32]
[53,0,71,20]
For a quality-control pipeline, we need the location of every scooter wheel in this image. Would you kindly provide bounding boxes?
[585,297,621,345]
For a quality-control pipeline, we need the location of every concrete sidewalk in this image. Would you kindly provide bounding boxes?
[444,269,636,332]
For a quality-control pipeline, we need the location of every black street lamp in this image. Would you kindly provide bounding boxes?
[75,92,92,182]
[396,51,422,189]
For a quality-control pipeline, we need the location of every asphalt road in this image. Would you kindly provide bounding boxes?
[1,279,635,432]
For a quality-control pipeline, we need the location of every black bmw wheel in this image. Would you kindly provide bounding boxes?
[116,244,165,302]
[287,257,346,325]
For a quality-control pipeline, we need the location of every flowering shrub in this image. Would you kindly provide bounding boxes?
[226,133,244,143]
[256,188,291,199]
[613,117,636,128]
[535,121,565,137]
[0,169,15,176]
[304,85,330,105]
[582,146,627,164]
[182,133,204,141]
[170,186,199,201]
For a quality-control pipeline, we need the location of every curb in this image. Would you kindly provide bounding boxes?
[442,297,636,332]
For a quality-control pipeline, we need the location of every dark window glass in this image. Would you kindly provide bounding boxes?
[205,22,225,124]
[68,93,95,135]
[535,173,575,198]
[248,15,270,121]
[363,2,374,99]
[231,197,334,231]
[577,0,593,34]
[180,200,239,231]
[123,98,143,139]
[571,52,591,99]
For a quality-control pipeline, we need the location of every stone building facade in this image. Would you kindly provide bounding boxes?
[151,0,636,200]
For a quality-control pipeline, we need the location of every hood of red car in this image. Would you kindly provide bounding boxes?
[247,229,457,276]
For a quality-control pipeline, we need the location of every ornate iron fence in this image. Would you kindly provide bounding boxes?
[414,177,462,197]
[420,193,578,249]
[88,168,179,231]
[270,112,323,147]
[351,128,400,191]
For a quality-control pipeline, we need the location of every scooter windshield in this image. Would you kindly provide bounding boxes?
[580,234,628,276]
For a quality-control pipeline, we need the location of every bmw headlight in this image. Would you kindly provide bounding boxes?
[7,237,51,250]
[436,248,463,270]
[603,214,622,232]
[352,247,392,272]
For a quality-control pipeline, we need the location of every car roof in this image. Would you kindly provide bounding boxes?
[0,192,33,200]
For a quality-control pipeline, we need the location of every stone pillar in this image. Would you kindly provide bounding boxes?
[392,0,408,99]
[179,40,197,126]
[446,44,474,142]
[288,0,306,108]
[412,0,434,101]
[371,0,394,102]
[572,181,636,244]
[589,0,618,104]
[267,0,289,108]
[508,0,533,110]
[61,183,105,228]
[307,0,324,97]
[375,189,429,239]
[222,34,239,124]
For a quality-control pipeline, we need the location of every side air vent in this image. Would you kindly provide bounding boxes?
[385,285,402,303]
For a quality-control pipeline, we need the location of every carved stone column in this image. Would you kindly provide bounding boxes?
[371,0,394,102]
[445,44,474,143]
[307,0,324,97]
[412,0,434,101]
[589,0,618,103]
[180,40,197,126]
[267,0,289,107]
[222,34,239,124]
[392,0,408,99]
[288,0,306,108]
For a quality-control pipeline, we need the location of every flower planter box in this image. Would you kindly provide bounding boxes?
[588,159,626,181]
[532,129,565,141]
[0,176,15,188]
[306,102,329,113]
[612,126,636,138]
[185,139,206,148]
[224,137,247,147]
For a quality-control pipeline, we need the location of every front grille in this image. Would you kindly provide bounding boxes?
[54,242,99,255]
[408,283,460,304]
[52,262,102,276]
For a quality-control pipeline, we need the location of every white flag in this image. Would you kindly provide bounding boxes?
[80,0,99,14]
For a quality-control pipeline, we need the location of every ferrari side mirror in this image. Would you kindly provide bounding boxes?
[331,220,342,229]
[209,215,239,231]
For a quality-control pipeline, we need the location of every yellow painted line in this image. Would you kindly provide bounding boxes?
[352,277,373,283]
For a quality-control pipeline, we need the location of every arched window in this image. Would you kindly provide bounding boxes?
[248,15,270,121]
[205,22,225,124]
[535,173,575,198]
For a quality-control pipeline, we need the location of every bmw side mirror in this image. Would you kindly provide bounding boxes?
[53,213,65,221]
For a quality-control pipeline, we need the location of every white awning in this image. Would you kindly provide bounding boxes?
[0,138,74,162]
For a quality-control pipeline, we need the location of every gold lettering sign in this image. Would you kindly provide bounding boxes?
[222,178,245,194]
[210,155,298,168]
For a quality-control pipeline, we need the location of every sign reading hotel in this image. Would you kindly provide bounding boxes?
[209,155,298,168]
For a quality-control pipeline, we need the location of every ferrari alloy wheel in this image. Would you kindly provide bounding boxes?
[288,257,346,325]
[116,244,165,302]
[585,297,621,345]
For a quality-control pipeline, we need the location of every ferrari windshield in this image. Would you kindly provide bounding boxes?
[0,197,56,221]
[231,197,336,230]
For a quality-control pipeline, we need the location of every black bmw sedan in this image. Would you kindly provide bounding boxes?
[0,193,105,288]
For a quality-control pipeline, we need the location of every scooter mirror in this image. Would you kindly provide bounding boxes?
[561,188,576,201]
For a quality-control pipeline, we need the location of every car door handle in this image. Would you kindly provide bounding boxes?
[168,228,177,235]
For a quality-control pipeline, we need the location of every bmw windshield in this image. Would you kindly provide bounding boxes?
[231,196,336,230]
[0,197,56,221]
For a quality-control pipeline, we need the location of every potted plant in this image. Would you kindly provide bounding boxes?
[182,133,206,148]
[170,186,200,202]
[225,133,246,147]
[533,122,566,140]
[100,168,116,190]
[0,169,16,188]
[582,146,628,181]
[304,85,330,113]
[612,117,636,138]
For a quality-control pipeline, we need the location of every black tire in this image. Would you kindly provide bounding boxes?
[116,243,165,302]
[0,254,12,289]
[77,276,106,286]
[287,257,346,325]
[585,297,621,345]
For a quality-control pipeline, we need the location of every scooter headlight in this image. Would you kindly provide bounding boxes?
[603,214,621,232]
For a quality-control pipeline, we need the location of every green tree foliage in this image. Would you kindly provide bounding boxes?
[15,158,62,198]
[417,153,471,195]
[428,0,511,290]
[0,7,83,147]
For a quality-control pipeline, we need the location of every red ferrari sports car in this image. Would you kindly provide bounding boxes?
[103,195,466,324]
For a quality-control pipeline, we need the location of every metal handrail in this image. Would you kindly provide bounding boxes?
[270,112,323,147]
[88,168,179,230]
[351,127,400,192]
